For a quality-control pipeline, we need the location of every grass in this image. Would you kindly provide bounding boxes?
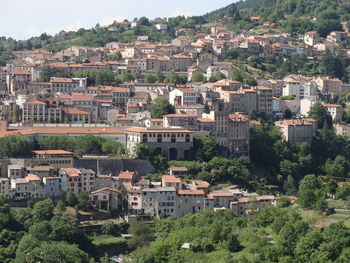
[300,209,322,224]
[328,199,349,209]
[92,235,126,247]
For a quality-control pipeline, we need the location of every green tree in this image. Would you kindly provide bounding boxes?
[134,144,150,160]
[191,72,204,82]
[0,135,32,157]
[66,191,78,207]
[336,184,350,200]
[31,241,90,263]
[76,193,91,211]
[32,199,54,222]
[150,98,175,118]
[308,102,332,129]
[128,222,154,249]
[192,136,218,162]
[145,74,157,83]
[101,139,125,155]
[298,174,326,210]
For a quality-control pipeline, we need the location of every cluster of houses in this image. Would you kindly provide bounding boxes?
[0,152,285,217]
[0,19,348,217]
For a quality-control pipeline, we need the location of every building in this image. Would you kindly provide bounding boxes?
[276,119,316,144]
[169,88,201,106]
[90,188,121,211]
[32,150,74,168]
[125,127,193,160]
[304,31,320,46]
[323,104,343,123]
[142,187,177,217]
[60,168,95,195]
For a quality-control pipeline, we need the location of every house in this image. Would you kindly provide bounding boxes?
[125,127,193,160]
[169,88,201,106]
[304,31,320,46]
[276,119,316,144]
[169,166,188,177]
[323,104,343,123]
[90,188,121,211]
[161,175,183,190]
[156,24,168,32]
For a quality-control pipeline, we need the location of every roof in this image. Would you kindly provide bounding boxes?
[178,189,205,195]
[63,108,90,115]
[72,94,94,102]
[170,166,188,172]
[278,119,315,126]
[197,118,215,123]
[0,127,125,138]
[91,187,120,195]
[51,77,73,83]
[24,100,45,105]
[11,69,31,75]
[33,150,73,155]
[119,171,135,180]
[26,175,41,181]
[162,175,182,183]
[191,180,210,188]
[26,166,54,171]
[125,127,192,133]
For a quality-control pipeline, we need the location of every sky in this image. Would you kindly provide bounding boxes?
[1,0,234,40]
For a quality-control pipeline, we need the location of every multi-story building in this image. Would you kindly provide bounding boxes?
[142,187,177,217]
[125,127,193,160]
[169,88,201,106]
[323,104,343,123]
[228,113,250,157]
[32,150,74,168]
[163,113,198,130]
[60,168,95,195]
[276,119,316,144]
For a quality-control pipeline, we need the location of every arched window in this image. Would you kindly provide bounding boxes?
[157,134,162,143]
[171,134,176,143]
[142,134,148,142]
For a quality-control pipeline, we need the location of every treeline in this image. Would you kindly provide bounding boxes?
[0,196,134,262]
[132,206,350,263]
[0,134,125,157]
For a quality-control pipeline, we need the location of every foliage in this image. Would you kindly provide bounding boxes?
[150,98,175,118]
[134,144,150,160]
[0,135,32,157]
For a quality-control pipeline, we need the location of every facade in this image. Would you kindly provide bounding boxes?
[276,119,316,144]
[125,127,193,160]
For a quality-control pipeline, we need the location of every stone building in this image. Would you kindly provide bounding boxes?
[125,127,193,160]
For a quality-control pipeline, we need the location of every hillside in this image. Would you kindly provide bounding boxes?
[1,0,350,58]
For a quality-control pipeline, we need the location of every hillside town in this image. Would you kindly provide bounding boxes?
[1,15,350,220]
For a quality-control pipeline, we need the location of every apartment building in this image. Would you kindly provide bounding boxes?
[60,168,96,195]
[142,187,177,217]
[276,119,316,144]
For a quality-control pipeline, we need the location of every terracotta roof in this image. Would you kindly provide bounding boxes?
[119,171,135,180]
[51,77,73,83]
[24,100,45,105]
[178,189,205,195]
[63,108,90,115]
[125,127,192,133]
[11,69,31,75]
[197,118,215,123]
[33,150,73,155]
[26,166,54,171]
[26,175,40,181]
[170,166,188,172]
[162,175,182,183]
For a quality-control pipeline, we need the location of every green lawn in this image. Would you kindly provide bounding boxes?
[92,235,126,246]
[328,199,349,209]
